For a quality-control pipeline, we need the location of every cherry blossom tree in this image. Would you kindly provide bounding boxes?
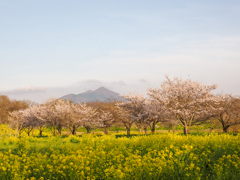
[87,101,116,134]
[19,107,37,136]
[212,95,240,133]
[148,76,222,134]
[115,105,134,135]
[8,98,106,136]
[9,105,47,137]
[99,111,114,134]
[8,110,25,137]
[117,93,148,135]
[143,99,172,133]
[35,98,63,136]
[78,104,103,134]
[30,105,48,136]
[55,100,78,135]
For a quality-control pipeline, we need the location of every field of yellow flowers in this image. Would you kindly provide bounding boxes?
[0,132,240,180]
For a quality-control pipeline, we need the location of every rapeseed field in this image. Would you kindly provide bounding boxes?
[0,132,239,179]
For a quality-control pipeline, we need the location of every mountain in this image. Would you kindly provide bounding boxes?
[60,87,124,103]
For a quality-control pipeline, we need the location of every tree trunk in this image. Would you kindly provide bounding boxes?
[53,127,56,136]
[104,127,108,135]
[126,127,130,135]
[223,125,229,133]
[171,124,176,134]
[85,126,91,133]
[151,124,156,133]
[183,124,188,135]
[71,125,77,135]
[168,124,171,133]
[39,130,43,137]
[188,125,191,133]
[221,120,230,133]
[57,126,62,135]
[172,126,175,134]
[144,127,147,135]
[92,129,95,135]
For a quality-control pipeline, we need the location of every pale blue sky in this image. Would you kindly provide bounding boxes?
[1,0,240,102]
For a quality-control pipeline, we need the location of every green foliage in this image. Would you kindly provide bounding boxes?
[69,136,81,143]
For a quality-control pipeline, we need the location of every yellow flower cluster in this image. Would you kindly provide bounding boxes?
[0,133,239,179]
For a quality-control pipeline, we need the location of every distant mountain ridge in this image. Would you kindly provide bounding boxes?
[60,87,124,103]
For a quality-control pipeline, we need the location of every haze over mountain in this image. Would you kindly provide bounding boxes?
[60,87,124,103]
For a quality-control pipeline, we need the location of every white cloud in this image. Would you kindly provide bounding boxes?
[7,86,46,94]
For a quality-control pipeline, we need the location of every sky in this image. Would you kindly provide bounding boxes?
[1,0,240,103]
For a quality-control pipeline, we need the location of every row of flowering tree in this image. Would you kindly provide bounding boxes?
[118,76,240,135]
[8,76,240,136]
[8,98,113,136]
